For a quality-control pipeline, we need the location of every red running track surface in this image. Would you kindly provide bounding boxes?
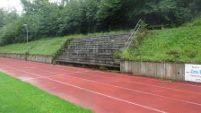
[0,58,201,113]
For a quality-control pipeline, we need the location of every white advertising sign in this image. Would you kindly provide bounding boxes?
[185,64,201,83]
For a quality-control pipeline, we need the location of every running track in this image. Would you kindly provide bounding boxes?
[0,58,201,113]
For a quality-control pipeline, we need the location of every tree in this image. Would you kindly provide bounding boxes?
[0,9,18,28]
[1,0,201,46]
[96,0,125,31]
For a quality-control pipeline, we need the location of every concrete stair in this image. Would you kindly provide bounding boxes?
[57,34,130,68]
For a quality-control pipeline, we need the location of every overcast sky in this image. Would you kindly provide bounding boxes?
[0,0,23,13]
[0,0,60,13]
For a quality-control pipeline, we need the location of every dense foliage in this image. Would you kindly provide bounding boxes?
[0,0,201,45]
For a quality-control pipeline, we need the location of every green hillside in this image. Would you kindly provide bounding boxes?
[0,37,67,56]
[123,25,201,63]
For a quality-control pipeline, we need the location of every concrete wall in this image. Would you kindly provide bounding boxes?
[120,61,185,81]
[0,53,53,64]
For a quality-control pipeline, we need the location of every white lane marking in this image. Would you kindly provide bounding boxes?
[1,62,201,97]
[25,67,201,106]
[3,58,199,88]
[18,62,201,90]
[3,62,201,105]
[33,62,201,89]
[0,65,41,77]
[30,66,201,95]
[0,64,166,113]
[44,77,167,113]
[2,63,201,109]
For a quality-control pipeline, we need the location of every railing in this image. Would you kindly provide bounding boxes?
[124,19,141,49]
[147,24,169,30]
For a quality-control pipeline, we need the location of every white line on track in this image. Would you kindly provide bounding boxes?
[2,62,201,106]
[1,63,201,108]
[44,77,166,113]
[4,58,200,88]
[30,65,201,95]
[0,64,166,113]
[24,67,201,106]
[1,61,201,97]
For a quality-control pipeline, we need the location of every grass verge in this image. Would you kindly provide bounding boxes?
[0,72,94,113]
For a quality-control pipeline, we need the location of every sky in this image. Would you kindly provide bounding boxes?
[0,0,60,13]
[0,0,23,13]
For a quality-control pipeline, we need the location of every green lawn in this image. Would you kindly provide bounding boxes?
[0,72,94,113]
[0,37,70,56]
[123,26,201,63]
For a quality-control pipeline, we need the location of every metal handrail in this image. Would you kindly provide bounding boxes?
[124,19,141,49]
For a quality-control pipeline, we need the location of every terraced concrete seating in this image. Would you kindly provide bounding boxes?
[57,34,130,68]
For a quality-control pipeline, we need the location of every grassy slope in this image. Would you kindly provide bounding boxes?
[0,36,73,56]
[0,72,93,113]
[124,26,201,63]
[0,30,128,56]
[0,37,67,56]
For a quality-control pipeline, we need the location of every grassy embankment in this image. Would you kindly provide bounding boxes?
[0,72,93,113]
[0,31,128,56]
[122,18,201,63]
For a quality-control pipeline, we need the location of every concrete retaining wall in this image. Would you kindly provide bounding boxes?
[120,61,185,81]
[0,53,53,64]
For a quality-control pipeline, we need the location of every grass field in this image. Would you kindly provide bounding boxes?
[0,72,94,113]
